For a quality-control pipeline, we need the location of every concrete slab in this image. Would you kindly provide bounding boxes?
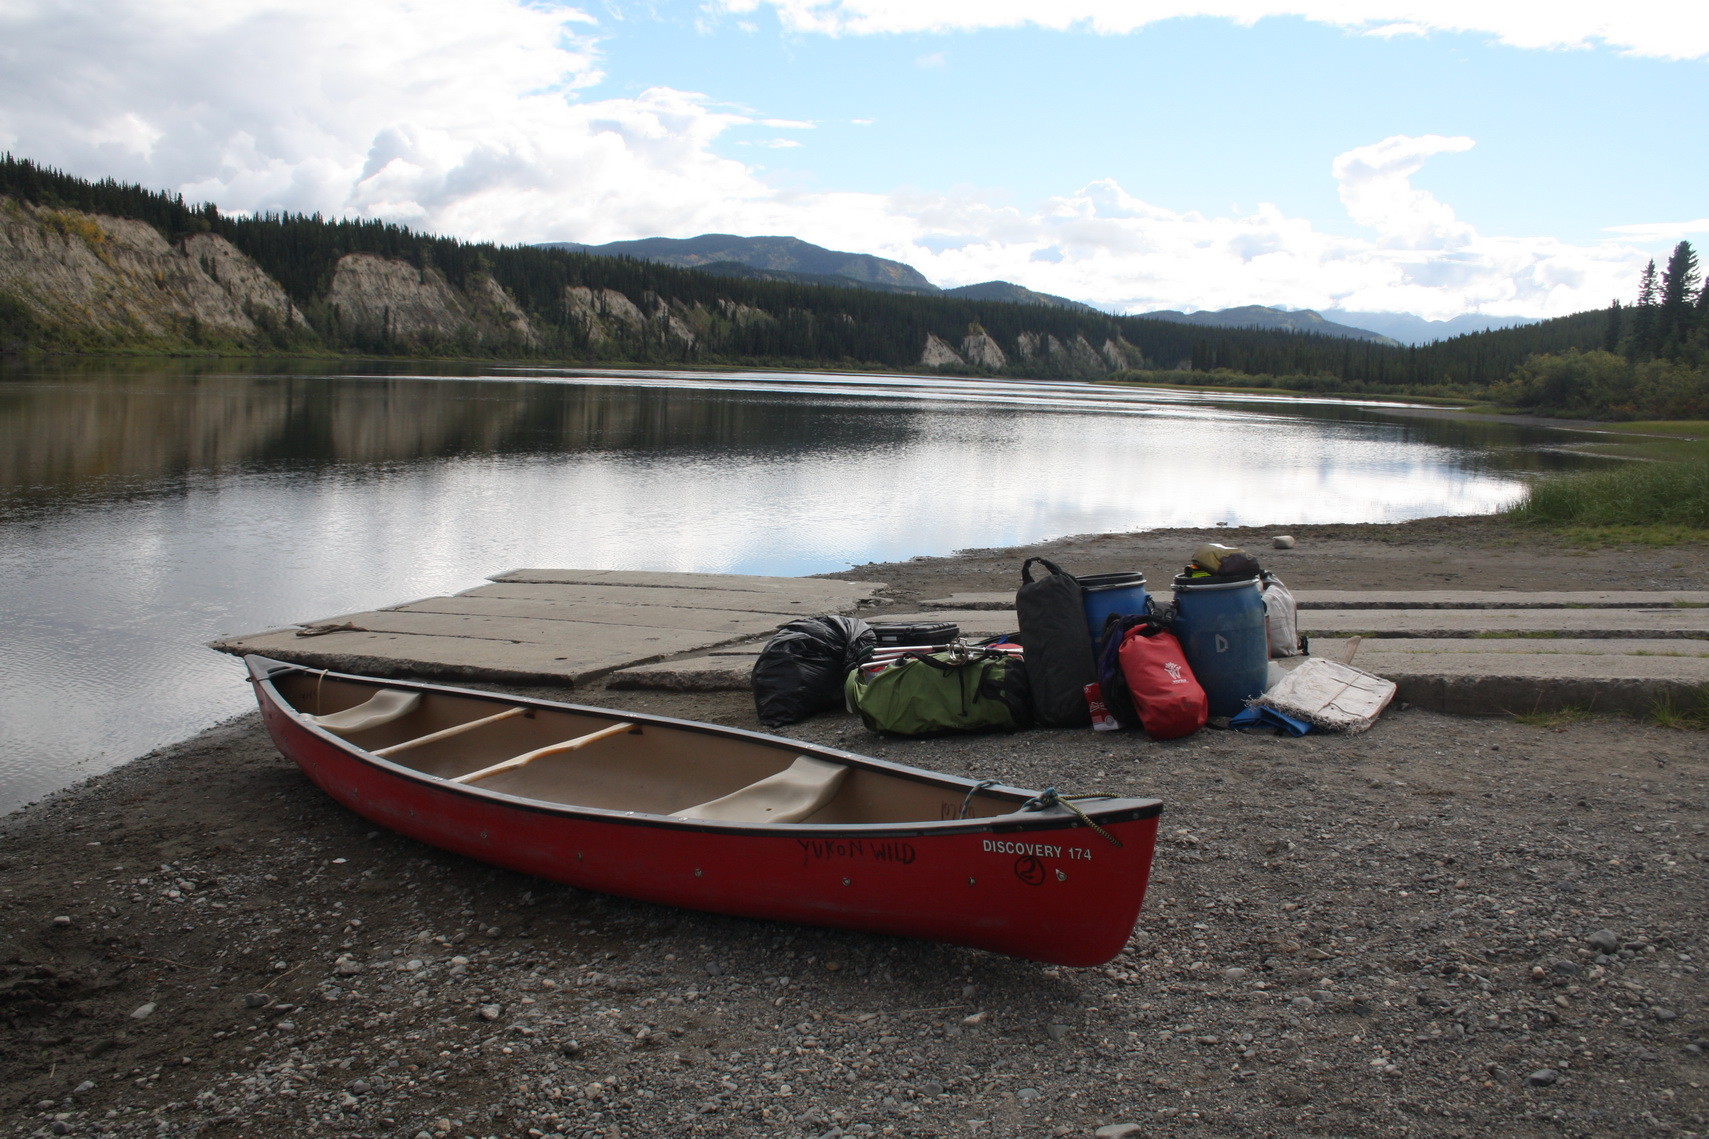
[606,649,764,692]
[212,569,886,689]
[209,625,727,686]
[921,589,1709,611]
[295,609,780,645]
[492,569,884,606]
[1285,636,1709,716]
[1295,590,1709,610]
[465,581,872,615]
[352,596,785,636]
[1303,609,1709,640]
[1316,637,1709,658]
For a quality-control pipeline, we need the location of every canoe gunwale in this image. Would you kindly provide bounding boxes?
[247,656,1163,840]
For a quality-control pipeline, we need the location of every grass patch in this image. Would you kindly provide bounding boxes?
[1647,687,1709,730]
[1508,458,1709,531]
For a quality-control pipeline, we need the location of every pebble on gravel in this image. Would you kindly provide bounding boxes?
[4,568,1706,1139]
[129,1002,156,1019]
[1272,535,1297,549]
[1585,929,1621,954]
[1527,1069,1561,1087]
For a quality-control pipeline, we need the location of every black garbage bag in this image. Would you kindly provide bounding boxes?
[752,615,876,728]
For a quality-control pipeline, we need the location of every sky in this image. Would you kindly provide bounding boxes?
[1,1,1705,320]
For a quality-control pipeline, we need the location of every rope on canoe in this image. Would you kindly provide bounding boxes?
[1019,787,1124,847]
[957,779,1000,819]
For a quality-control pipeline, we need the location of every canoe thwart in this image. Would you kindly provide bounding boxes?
[305,689,422,734]
[373,706,529,758]
[674,755,848,824]
[451,721,638,785]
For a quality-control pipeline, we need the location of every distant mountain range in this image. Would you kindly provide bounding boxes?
[537,233,1540,345]
[1136,304,1399,346]
[1319,309,1541,346]
[538,234,937,292]
[536,235,1095,311]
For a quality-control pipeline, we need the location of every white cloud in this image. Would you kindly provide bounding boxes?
[0,0,770,242]
[0,3,1654,319]
[711,1,1709,61]
[1331,134,1476,249]
[770,143,1648,320]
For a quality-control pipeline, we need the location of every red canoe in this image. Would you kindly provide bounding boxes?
[246,655,1162,966]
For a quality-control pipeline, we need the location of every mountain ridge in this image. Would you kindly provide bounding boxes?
[537,235,1096,312]
[1137,305,1400,346]
[1320,309,1542,346]
[537,234,936,292]
[543,234,1525,342]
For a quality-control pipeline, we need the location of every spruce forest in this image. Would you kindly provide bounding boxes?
[3,156,1706,419]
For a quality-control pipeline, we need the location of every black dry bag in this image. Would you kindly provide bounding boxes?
[751,615,875,728]
[1015,557,1096,728]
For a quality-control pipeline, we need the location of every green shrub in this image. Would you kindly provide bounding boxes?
[1510,459,1709,527]
[1490,349,1709,419]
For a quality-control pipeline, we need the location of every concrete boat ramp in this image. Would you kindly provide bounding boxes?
[211,570,887,686]
[211,571,1709,718]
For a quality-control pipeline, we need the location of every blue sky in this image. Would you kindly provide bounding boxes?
[599,10,1704,249]
[2,0,1705,319]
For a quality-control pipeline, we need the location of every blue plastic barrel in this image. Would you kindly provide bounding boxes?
[1170,575,1268,717]
[1081,572,1150,644]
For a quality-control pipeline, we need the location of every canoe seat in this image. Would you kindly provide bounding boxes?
[305,689,422,734]
[674,756,848,824]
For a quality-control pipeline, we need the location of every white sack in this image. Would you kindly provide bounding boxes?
[1260,572,1306,658]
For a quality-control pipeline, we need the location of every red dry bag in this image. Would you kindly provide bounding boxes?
[1116,620,1209,740]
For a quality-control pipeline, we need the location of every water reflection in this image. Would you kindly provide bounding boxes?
[0,359,1610,813]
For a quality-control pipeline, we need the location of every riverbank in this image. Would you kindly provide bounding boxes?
[2,517,1706,1139]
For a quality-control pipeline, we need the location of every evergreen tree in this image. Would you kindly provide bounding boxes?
[1658,240,1700,352]
[1631,259,1660,359]
[1603,299,1623,353]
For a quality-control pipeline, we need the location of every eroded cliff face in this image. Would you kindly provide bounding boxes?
[920,333,964,368]
[1,195,1130,375]
[326,253,537,349]
[0,198,302,343]
[961,327,1007,370]
[560,285,707,348]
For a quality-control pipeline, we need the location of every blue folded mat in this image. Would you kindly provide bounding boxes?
[1228,704,1314,737]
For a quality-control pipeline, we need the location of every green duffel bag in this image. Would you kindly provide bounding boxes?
[844,649,1032,737]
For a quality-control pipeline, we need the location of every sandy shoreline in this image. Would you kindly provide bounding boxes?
[3,516,1706,1138]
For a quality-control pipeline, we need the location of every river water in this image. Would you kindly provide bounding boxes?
[0,359,1609,813]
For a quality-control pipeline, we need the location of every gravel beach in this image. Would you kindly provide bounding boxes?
[3,517,1706,1139]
